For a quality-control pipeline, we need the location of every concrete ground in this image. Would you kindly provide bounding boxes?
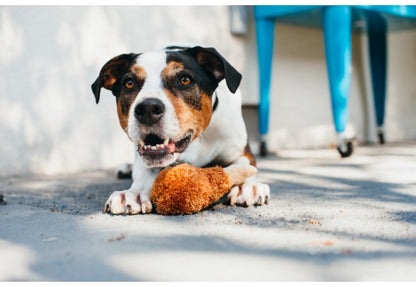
[1,142,416,281]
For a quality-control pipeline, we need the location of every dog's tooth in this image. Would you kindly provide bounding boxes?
[139,139,145,147]
[151,146,156,150]
[163,138,169,146]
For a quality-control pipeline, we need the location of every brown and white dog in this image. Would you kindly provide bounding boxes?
[92,46,270,215]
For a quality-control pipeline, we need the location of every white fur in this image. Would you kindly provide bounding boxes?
[104,52,270,215]
[127,52,181,149]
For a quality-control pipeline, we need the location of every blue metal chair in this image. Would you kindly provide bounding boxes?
[254,5,416,157]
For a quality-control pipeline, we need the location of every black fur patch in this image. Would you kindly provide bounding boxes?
[165,51,219,97]
[164,46,188,51]
[212,93,219,112]
[91,53,140,104]
[114,72,145,114]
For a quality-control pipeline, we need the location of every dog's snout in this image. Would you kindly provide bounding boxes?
[134,98,165,125]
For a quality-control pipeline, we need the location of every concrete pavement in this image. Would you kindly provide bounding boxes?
[1,142,416,281]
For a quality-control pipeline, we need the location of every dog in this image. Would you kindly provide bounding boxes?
[91,46,270,215]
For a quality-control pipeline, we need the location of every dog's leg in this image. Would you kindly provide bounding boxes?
[116,152,138,179]
[104,167,155,215]
[226,156,270,207]
[103,189,152,215]
[117,163,133,179]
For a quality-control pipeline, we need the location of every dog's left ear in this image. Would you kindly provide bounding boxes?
[188,46,242,93]
[91,53,138,104]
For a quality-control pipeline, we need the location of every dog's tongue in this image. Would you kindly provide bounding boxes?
[167,142,175,153]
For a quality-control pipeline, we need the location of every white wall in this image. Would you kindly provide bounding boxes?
[1,5,416,176]
[0,6,246,176]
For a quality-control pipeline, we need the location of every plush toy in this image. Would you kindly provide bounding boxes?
[150,163,256,215]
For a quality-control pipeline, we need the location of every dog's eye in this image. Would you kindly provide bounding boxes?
[179,76,192,87]
[123,78,135,90]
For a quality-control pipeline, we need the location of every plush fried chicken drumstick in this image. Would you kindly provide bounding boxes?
[150,163,257,215]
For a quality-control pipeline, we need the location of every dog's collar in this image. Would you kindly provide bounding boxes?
[212,92,219,112]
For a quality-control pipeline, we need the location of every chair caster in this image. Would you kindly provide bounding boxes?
[337,139,354,158]
[259,140,268,157]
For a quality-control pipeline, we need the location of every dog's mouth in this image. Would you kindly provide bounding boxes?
[138,132,192,157]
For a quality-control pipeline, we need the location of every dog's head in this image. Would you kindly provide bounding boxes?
[91,46,241,168]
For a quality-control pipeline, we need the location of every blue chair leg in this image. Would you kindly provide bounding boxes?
[322,6,354,157]
[255,17,275,156]
[366,11,387,144]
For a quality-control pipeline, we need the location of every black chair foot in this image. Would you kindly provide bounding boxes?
[337,139,354,158]
[259,141,268,157]
[377,131,385,144]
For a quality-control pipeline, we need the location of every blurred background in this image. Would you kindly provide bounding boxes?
[1,5,416,176]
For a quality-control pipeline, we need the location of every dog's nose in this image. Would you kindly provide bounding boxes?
[134,98,165,125]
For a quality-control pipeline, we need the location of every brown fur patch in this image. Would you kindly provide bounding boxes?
[102,73,116,89]
[161,59,214,140]
[243,143,256,167]
[116,64,147,132]
[162,61,185,79]
[164,89,212,140]
[130,64,147,79]
[120,193,126,206]
[116,99,129,132]
[162,61,204,110]
[117,93,139,132]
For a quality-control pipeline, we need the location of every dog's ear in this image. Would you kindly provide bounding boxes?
[187,46,242,93]
[91,53,138,104]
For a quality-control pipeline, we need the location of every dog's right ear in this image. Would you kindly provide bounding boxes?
[186,46,242,93]
[91,53,139,104]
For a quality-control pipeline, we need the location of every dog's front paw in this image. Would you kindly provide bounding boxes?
[228,182,270,207]
[104,190,152,215]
